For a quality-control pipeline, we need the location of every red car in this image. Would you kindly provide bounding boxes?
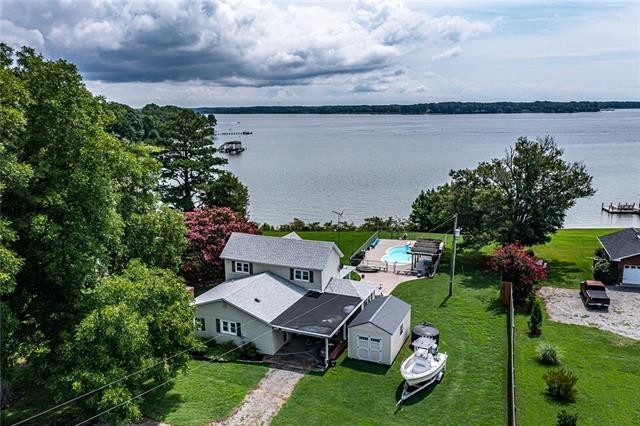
[580,280,610,309]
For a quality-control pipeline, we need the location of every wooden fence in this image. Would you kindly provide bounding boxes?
[503,281,516,426]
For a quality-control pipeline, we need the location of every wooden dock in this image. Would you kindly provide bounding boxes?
[602,202,640,215]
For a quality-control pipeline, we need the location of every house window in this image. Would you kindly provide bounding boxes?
[294,269,310,282]
[234,262,250,274]
[221,319,238,336]
[195,318,206,331]
[399,323,404,335]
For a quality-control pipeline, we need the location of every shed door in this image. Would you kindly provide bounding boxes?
[356,335,383,363]
[623,265,640,285]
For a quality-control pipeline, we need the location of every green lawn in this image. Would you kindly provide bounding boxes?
[263,230,373,261]
[531,228,619,288]
[515,312,640,425]
[142,360,268,426]
[274,252,508,426]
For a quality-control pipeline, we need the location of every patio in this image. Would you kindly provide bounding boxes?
[357,238,415,295]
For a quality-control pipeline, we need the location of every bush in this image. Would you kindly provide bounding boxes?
[592,258,617,285]
[544,368,578,402]
[536,342,561,365]
[489,243,547,306]
[557,410,578,426]
[528,299,543,335]
[238,342,260,361]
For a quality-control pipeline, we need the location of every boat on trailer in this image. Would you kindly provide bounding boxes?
[397,336,447,405]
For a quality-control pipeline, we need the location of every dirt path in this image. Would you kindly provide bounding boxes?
[213,368,303,426]
[539,286,640,340]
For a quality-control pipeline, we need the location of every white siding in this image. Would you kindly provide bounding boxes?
[194,300,285,355]
[223,259,324,292]
[347,310,410,365]
[320,251,342,291]
[388,309,411,364]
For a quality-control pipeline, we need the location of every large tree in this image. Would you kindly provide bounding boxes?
[182,207,259,286]
[52,261,197,424]
[410,136,595,247]
[203,171,250,216]
[0,45,187,416]
[155,109,227,211]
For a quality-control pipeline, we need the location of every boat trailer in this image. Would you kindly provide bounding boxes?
[396,365,446,406]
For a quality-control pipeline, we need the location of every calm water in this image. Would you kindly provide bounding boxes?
[217,110,640,228]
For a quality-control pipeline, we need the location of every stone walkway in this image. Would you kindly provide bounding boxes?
[213,368,304,426]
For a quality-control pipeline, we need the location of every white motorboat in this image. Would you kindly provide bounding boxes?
[397,337,447,404]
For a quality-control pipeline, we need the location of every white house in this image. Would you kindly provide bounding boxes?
[194,232,380,366]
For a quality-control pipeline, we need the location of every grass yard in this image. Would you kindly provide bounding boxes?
[531,229,619,288]
[142,360,268,426]
[273,253,508,426]
[515,311,640,425]
[263,230,373,261]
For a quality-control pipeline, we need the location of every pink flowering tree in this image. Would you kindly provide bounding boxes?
[182,207,259,286]
[488,242,547,306]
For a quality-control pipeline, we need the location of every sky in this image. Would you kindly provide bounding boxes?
[1,0,639,107]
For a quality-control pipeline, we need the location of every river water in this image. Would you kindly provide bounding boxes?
[218,110,640,228]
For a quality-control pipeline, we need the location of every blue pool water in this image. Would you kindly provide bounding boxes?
[381,245,412,264]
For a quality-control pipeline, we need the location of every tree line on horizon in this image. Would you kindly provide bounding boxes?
[195,100,640,115]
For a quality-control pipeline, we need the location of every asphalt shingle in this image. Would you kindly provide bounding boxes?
[598,228,640,261]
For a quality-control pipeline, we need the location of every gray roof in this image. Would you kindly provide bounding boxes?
[220,232,343,270]
[194,272,307,323]
[597,228,640,261]
[349,295,411,334]
[325,278,377,300]
[282,232,302,240]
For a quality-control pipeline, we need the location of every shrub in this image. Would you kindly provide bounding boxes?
[592,258,617,285]
[238,342,260,361]
[489,243,547,306]
[557,410,578,426]
[544,368,578,402]
[528,299,543,335]
[536,342,561,365]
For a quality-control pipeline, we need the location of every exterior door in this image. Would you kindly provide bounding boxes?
[622,265,640,285]
[356,335,383,363]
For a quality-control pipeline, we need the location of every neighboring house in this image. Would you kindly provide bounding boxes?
[597,228,640,285]
[194,232,380,366]
[347,295,411,365]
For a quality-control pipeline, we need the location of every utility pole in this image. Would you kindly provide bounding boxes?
[332,210,344,246]
[449,214,459,297]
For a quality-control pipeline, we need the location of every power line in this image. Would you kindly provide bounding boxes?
[73,292,347,425]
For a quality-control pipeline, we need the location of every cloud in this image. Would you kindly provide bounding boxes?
[1,0,492,87]
[0,19,45,49]
[432,46,462,60]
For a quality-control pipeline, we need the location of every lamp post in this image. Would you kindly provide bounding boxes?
[449,214,460,297]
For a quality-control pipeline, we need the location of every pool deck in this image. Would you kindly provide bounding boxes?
[358,239,415,295]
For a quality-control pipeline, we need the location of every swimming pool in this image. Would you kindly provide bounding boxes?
[381,244,412,264]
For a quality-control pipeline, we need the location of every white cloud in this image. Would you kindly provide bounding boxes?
[432,46,462,60]
[0,19,45,49]
[1,0,491,86]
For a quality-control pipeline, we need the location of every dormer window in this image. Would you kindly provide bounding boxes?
[234,261,250,274]
[294,269,311,282]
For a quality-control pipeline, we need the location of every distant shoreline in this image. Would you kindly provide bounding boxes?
[195,101,640,115]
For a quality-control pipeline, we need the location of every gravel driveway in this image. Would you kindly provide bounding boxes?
[538,286,640,340]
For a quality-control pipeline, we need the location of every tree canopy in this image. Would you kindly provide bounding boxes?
[203,171,250,216]
[0,44,190,421]
[410,136,595,247]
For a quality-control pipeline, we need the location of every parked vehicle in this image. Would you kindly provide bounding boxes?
[397,336,447,405]
[580,280,610,309]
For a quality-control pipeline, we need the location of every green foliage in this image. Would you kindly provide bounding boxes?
[544,368,578,402]
[203,171,250,216]
[556,410,578,426]
[410,136,595,248]
[52,261,197,424]
[536,342,561,365]
[528,300,543,335]
[155,109,227,211]
[238,342,260,361]
[592,258,617,285]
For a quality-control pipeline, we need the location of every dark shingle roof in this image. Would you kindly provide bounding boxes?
[349,295,411,334]
[220,233,343,270]
[597,228,640,261]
